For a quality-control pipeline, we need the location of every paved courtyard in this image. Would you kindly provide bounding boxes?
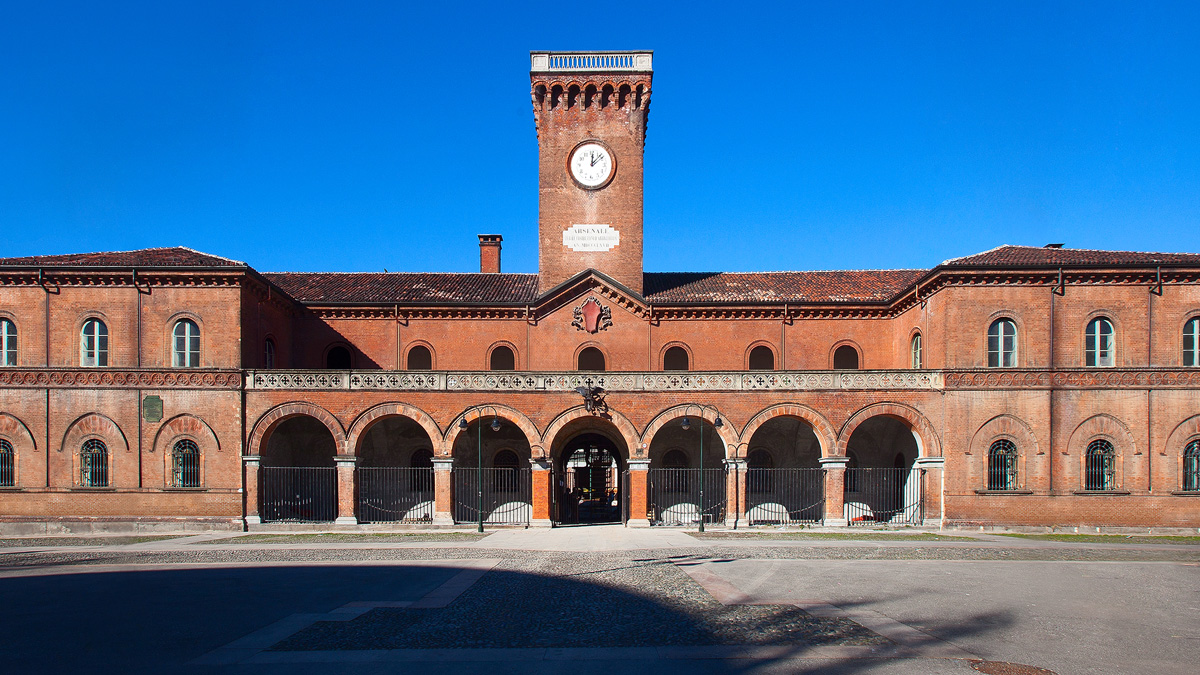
[0,527,1196,674]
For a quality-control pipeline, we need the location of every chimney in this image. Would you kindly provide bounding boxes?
[479,234,502,273]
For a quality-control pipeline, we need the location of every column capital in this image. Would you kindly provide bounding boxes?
[529,458,550,470]
[819,456,850,468]
[627,459,651,470]
[723,458,747,469]
[241,455,262,465]
[432,458,455,470]
[914,456,945,469]
[334,454,358,466]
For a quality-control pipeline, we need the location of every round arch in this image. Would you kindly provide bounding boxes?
[641,404,739,457]
[658,342,693,371]
[1164,414,1200,490]
[485,341,520,370]
[0,412,36,486]
[247,402,346,457]
[152,413,220,456]
[744,341,778,370]
[61,412,129,456]
[967,414,1039,489]
[738,404,837,458]
[346,402,443,456]
[443,404,541,458]
[1066,413,1135,490]
[542,405,640,460]
[573,342,609,371]
[835,402,941,458]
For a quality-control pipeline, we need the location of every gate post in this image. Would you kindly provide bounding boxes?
[334,455,358,525]
[914,456,945,527]
[627,459,651,527]
[242,455,261,529]
[531,458,552,527]
[432,459,454,525]
[819,456,850,526]
[723,458,747,528]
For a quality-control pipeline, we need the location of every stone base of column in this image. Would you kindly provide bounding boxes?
[823,517,849,527]
[626,517,651,528]
[923,517,944,528]
[334,516,358,526]
[530,518,552,528]
[243,515,261,528]
[432,512,455,526]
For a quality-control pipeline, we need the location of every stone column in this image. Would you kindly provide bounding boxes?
[334,455,358,526]
[530,458,552,527]
[242,455,261,529]
[819,456,850,526]
[432,458,455,525]
[914,456,946,528]
[723,458,747,528]
[626,459,651,527]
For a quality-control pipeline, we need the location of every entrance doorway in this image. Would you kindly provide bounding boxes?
[554,433,625,525]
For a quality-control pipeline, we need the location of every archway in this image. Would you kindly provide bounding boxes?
[452,416,534,525]
[645,413,728,526]
[260,415,338,522]
[744,416,824,524]
[355,415,436,523]
[552,428,629,525]
[842,416,921,525]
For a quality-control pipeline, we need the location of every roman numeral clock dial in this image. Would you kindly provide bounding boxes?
[568,141,615,189]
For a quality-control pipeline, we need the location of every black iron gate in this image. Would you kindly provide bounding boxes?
[648,468,727,526]
[844,467,924,525]
[260,466,337,522]
[747,468,825,525]
[553,459,623,524]
[453,467,531,526]
[357,467,434,523]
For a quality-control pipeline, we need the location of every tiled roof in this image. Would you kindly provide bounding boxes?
[942,245,1200,268]
[264,272,540,304]
[642,270,926,304]
[0,247,244,268]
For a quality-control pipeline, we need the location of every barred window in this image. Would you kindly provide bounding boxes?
[172,439,201,487]
[910,333,922,369]
[1184,318,1200,367]
[0,318,16,366]
[80,439,109,487]
[173,319,200,367]
[1085,317,1114,367]
[80,318,108,367]
[987,319,1017,368]
[987,439,1018,490]
[1085,439,1115,491]
[1184,440,1200,492]
[264,338,276,368]
[0,438,13,487]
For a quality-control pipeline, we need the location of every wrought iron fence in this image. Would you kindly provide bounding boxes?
[648,468,727,526]
[357,467,434,523]
[553,463,622,524]
[747,468,825,524]
[844,467,923,525]
[260,466,337,522]
[453,467,532,526]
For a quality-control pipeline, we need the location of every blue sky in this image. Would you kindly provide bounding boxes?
[1,1,1197,273]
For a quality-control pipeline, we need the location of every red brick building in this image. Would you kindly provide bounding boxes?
[1,51,1198,533]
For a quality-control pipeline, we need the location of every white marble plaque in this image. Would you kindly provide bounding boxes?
[563,224,620,252]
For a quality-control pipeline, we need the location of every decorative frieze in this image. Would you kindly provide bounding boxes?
[0,369,242,389]
[944,369,1200,389]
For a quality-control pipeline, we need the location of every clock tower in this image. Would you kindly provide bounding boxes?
[531,51,652,295]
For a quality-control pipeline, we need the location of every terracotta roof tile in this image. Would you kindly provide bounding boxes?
[263,272,540,304]
[642,270,925,304]
[0,246,244,268]
[942,245,1200,268]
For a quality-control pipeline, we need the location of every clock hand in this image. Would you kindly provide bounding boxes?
[591,153,600,167]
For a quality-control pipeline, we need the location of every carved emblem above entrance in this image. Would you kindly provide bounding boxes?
[572,297,612,334]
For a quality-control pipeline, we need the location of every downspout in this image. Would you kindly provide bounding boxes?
[1048,275,1057,494]
[134,269,142,488]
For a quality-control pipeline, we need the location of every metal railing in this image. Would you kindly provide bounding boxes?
[747,468,825,525]
[260,466,337,522]
[648,468,727,526]
[453,467,532,526]
[554,464,622,524]
[530,51,652,72]
[844,467,923,525]
[357,467,434,523]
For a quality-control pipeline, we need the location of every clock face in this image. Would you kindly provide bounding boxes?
[569,142,615,189]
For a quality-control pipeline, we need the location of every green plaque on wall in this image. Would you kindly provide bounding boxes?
[142,395,163,423]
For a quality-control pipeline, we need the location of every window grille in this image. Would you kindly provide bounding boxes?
[987,319,1017,367]
[80,439,109,487]
[1085,318,1114,367]
[0,439,13,486]
[0,318,16,366]
[1184,440,1200,492]
[172,439,201,487]
[1184,318,1200,367]
[173,319,200,367]
[80,318,108,367]
[910,333,922,369]
[264,338,275,369]
[1084,439,1115,490]
[987,439,1018,490]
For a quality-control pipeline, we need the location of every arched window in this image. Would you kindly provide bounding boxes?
[1183,318,1200,367]
[493,449,520,469]
[407,345,432,370]
[0,318,16,366]
[662,448,689,468]
[489,345,515,371]
[833,345,860,370]
[80,439,108,487]
[987,439,1017,490]
[410,448,434,469]
[1184,440,1200,492]
[910,333,922,369]
[747,448,774,492]
[172,439,201,488]
[987,319,1017,368]
[326,345,352,369]
[172,319,200,367]
[263,338,276,369]
[578,347,605,371]
[663,346,689,371]
[748,345,775,370]
[0,438,13,487]
[1085,317,1114,367]
[1085,439,1115,491]
[80,318,108,367]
